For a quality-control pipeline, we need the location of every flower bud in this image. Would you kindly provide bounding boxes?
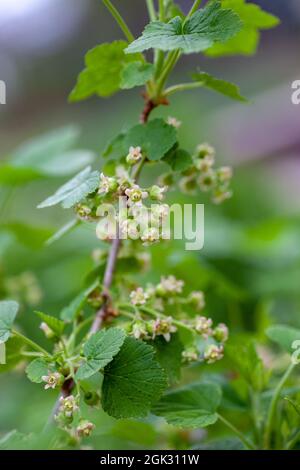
[217,166,233,183]
[149,185,168,201]
[40,322,55,339]
[77,420,95,438]
[98,173,118,195]
[87,289,104,309]
[188,291,205,311]
[126,146,142,165]
[194,154,215,172]
[211,188,232,205]
[131,320,149,340]
[141,227,160,246]
[167,116,182,129]
[213,323,229,343]
[84,391,100,407]
[76,204,92,220]
[182,347,198,363]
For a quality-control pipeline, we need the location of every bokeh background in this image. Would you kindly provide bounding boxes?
[1,0,300,449]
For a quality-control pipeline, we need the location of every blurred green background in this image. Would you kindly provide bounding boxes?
[1,0,300,449]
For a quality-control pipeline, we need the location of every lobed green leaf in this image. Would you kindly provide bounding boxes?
[76,328,126,380]
[0,300,19,343]
[152,382,222,428]
[69,41,140,102]
[102,337,167,418]
[126,1,242,54]
[206,0,280,57]
[266,325,300,355]
[120,62,155,89]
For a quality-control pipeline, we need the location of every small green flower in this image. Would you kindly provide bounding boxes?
[213,323,229,343]
[182,347,198,363]
[188,291,205,311]
[149,185,168,201]
[179,175,197,195]
[211,188,232,205]
[152,316,177,342]
[59,395,79,418]
[156,275,184,296]
[98,173,118,195]
[126,146,143,165]
[77,420,95,438]
[167,116,182,129]
[194,316,213,338]
[130,287,149,306]
[42,372,63,390]
[198,170,216,192]
[216,166,233,183]
[204,344,224,364]
[195,143,215,160]
[125,185,148,204]
[141,227,160,246]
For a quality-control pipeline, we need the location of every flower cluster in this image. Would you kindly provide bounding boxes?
[124,275,228,364]
[157,142,233,205]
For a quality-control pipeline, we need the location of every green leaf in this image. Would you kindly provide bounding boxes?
[0,337,25,373]
[124,119,177,161]
[103,119,177,162]
[226,342,268,391]
[103,132,127,160]
[266,325,300,355]
[112,420,157,447]
[35,311,65,336]
[152,382,222,428]
[37,166,99,209]
[0,300,19,343]
[76,328,126,380]
[60,281,99,322]
[165,1,185,21]
[206,0,279,57]
[12,126,79,166]
[32,150,95,177]
[0,166,42,185]
[0,222,53,249]
[120,61,155,89]
[69,41,140,102]
[126,1,242,54]
[8,126,94,177]
[152,333,183,384]
[163,146,193,171]
[25,358,50,383]
[102,337,167,418]
[192,71,247,102]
